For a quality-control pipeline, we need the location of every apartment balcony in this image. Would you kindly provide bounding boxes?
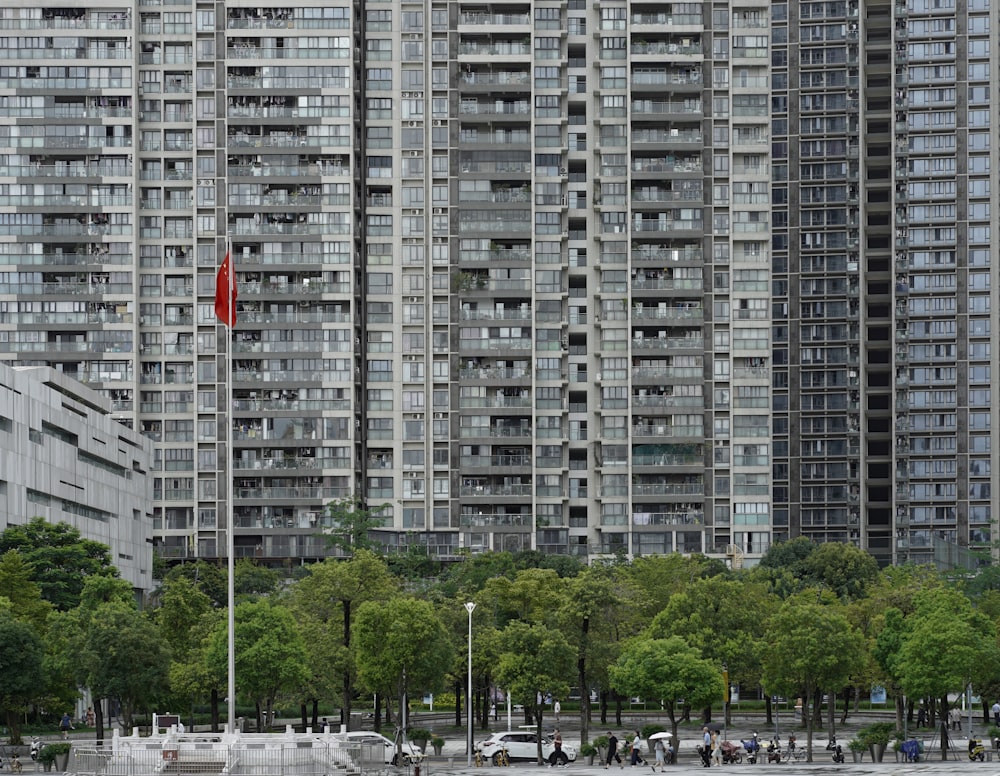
[459,99,531,117]
[631,305,704,322]
[632,424,704,439]
[458,365,531,382]
[459,482,532,498]
[631,365,704,381]
[631,98,702,117]
[461,452,532,469]
[631,40,703,57]
[632,336,704,352]
[226,45,349,60]
[631,394,703,409]
[632,510,704,526]
[459,70,531,89]
[631,156,703,175]
[630,12,705,27]
[458,41,531,58]
[459,423,532,439]
[458,12,531,28]
[630,130,704,152]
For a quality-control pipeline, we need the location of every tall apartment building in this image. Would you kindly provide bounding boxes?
[0,0,991,568]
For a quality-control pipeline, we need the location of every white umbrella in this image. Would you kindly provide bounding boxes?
[649,732,673,741]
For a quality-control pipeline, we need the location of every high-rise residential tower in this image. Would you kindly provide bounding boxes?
[0,0,991,568]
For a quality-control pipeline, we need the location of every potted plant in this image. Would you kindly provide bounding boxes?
[41,743,72,773]
[580,742,598,766]
[847,738,865,763]
[856,722,895,763]
[408,728,433,752]
[592,735,609,762]
[430,736,444,756]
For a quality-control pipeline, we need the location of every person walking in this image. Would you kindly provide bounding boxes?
[699,727,712,768]
[916,701,927,729]
[554,699,561,724]
[652,738,666,772]
[605,732,623,769]
[60,712,74,739]
[949,707,962,731]
[630,731,644,767]
[711,730,722,767]
[992,700,1000,727]
[548,728,565,767]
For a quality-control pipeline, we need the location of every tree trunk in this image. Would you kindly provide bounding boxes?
[805,691,814,763]
[826,689,835,740]
[210,688,219,733]
[939,698,948,761]
[96,699,106,746]
[764,695,773,727]
[534,708,545,764]
[341,599,352,730]
[839,686,850,725]
[579,615,590,747]
[301,703,308,731]
[599,690,607,725]
[255,701,262,733]
[895,695,904,733]
[615,696,623,727]
[454,680,462,727]
[312,699,319,729]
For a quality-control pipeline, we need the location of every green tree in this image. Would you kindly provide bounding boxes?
[609,636,725,744]
[207,599,310,732]
[155,577,215,727]
[649,576,773,723]
[353,596,454,753]
[893,587,998,758]
[797,542,880,600]
[234,559,280,600]
[0,518,118,610]
[323,496,388,555]
[761,594,865,761]
[0,550,52,631]
[162,560,228,608]
[492,621,575,763]
[167,607,225,732]
[625,554,727,623]
[0,612,44,743]
[557,564,636,744]
[287,551,397,729]
[79,601,171,732]
[758,536,817,572]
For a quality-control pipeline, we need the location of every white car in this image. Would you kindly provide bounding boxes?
[476,731,576,765]
[333,731,423,765]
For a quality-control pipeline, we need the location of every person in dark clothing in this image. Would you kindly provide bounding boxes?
[605,732,623,769]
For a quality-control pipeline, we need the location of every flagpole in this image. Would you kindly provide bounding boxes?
[226,245,236,734]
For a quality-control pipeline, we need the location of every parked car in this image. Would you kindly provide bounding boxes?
[333,731,423,765]
[476,731,576,765]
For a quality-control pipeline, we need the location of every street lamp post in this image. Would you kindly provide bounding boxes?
[465,602,476,766]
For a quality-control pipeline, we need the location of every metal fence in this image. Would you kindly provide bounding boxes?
[72,740,388,776]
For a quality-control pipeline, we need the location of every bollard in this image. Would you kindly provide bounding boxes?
[415,765,421,776]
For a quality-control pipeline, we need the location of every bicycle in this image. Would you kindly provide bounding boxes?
[782,736,807,763]
[492,745,510,767]
[0,747,22,774]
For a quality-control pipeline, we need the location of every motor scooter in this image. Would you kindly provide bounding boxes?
[740,733,761,765]
[30,738,41,762]
[827,735,844,763]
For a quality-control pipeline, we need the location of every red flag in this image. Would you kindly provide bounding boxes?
[214,252,237,327]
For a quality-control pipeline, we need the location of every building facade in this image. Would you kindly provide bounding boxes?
[0,363,153,593]
[0,0,992,568]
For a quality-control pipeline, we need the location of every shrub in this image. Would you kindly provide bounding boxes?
[580,743,598,758]
[408,728,433,743]
[856,722,896,748]
[640,723,666,740]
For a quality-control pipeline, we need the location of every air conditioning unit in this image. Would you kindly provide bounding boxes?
[409,296,420,303]
[410,150,419,157]
[433,207,445,215]
[408,121,418,127]
[433,120,443,127]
